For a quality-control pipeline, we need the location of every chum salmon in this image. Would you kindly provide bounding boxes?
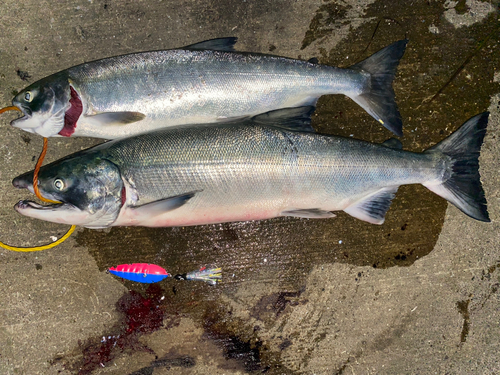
[12,108,489,228]
[8,38,407,139]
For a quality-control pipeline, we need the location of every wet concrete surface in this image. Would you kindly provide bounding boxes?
[0,0,499,374]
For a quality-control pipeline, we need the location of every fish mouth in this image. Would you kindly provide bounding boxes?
[14,199,89,226]
[15,200,64,211]
[10,105,35,129]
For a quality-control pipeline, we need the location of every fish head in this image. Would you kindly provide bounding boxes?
[13,154,124,228]
[10,73,77,137]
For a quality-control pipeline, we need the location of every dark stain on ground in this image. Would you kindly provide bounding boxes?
[301,1,351,49]
[454,0,470,15]
[67,0,499,373]
[203,304,269,373]
[53,284,181,374]
[456,299,470,344]
[251,291,303,324]
[128,353,195,375]
[20,134,31,145]
[370,314,412,352]
[15,68,31,81]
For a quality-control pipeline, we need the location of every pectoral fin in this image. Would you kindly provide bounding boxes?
[280,208,336,218]
[343,186,399,224]
[184,37,238,52]
[85,112,146,126]
[131,191,199,218]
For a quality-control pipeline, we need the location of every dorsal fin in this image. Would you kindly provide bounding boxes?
[252,106,316,133]
[184,37,238,52]
[307,57,319,64]
[381,138,403,149]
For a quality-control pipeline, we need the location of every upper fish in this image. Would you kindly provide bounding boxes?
[12,107,490,228]
[9,37,408,139]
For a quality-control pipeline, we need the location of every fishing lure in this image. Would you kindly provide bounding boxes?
[108,263,222,285]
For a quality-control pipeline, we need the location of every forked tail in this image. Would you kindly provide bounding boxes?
[424,112,490,222]
[349,39,408,137]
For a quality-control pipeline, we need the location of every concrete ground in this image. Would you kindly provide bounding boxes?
[0,0,499,374]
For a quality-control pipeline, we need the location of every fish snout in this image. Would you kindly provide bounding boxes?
[12,174,33,190]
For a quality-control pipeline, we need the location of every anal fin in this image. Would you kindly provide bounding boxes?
[280,208,335,218]
[343,186,398,224]
[252,106,316,133]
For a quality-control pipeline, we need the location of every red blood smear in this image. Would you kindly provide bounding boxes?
[59,86,82,137]
[78,285,166,374]
[119,286,165,333]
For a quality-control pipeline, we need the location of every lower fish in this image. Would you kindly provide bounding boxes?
[12,108,490,228]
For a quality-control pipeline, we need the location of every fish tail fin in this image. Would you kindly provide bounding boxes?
[349,39,408,137]
[424,112,490,222]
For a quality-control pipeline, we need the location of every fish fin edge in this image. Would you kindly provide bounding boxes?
[349,39,408,136]
[131,191,200,218]
[280,208,336,218]
[184,37,238,52]
[84,111,146,126]
[343,186,399,224]
[253,106,316,133]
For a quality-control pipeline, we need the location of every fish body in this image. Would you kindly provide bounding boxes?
[12,110,490,227]
[10,38,407,138]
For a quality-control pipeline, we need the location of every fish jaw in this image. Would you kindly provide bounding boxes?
[10,106,66,137]
[14,200,93,226]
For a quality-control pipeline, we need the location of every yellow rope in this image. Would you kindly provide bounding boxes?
[0,107,76,252]
[0,225,76,252]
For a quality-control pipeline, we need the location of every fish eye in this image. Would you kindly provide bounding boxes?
[53,178,65,191]
[24,91,33,102]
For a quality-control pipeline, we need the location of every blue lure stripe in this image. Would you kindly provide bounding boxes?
[109,270,169,284]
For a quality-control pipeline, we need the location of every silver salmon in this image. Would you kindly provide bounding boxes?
[12,108,489,228]
[9,38,407,139]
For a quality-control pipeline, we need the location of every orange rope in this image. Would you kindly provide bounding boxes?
[33,138,59,204]
[0,111,76,251]
[0,106,21,115]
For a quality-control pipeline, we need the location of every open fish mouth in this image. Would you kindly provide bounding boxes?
[10,105,36,129]
[14,199,90,226]
[15,200,65,211]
